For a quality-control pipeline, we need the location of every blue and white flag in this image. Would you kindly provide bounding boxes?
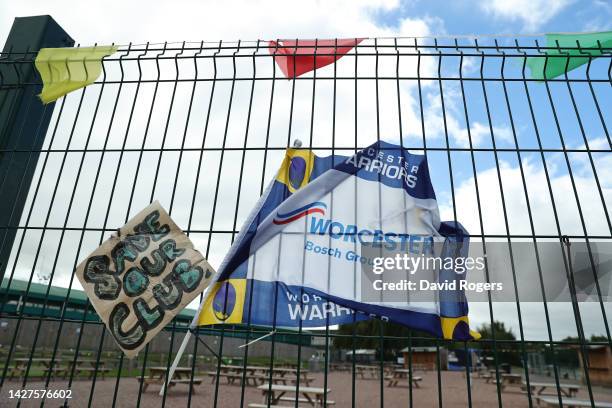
[197,141,480,340]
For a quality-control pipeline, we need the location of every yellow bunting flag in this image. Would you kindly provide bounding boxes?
[34,45,118,104]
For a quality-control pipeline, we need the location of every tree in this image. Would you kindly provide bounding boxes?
[477,321,516,341]
[561,334,609,343]
[332,319,436,360]
[476,321,519,367]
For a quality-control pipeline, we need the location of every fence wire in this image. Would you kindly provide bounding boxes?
[0,37,611,407]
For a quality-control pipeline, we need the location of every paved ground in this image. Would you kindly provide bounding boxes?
[2,371,611,407]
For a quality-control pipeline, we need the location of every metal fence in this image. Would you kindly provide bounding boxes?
[0,34,611,408]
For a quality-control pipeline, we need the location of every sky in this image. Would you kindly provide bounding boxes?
[0,1,611,344]
[1,0,611,45]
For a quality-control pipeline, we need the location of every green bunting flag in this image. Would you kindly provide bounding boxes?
[527,31,612,80]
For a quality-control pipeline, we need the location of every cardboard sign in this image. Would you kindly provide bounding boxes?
[75,201,214,358]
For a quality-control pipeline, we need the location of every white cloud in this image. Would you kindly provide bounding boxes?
[480,0,574,31]
[1,0,412,45]
[412,86,515,148]
[440,147,612,340]
[439,152,611,237]
[1,1,440,300]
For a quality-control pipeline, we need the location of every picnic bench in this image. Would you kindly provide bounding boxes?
[500,373,523,390]
[66,359,111,380]
[137,366,202,393]
[7,357,114,380]
[522,381,580,398]
[384,369,423,388]
[410,363,429,372]
[206,371,261,386]
[483,372,522,389]
[537,396,612,408]
[480,369,495,383]
[355,364,381,379]
[256,384,334,407]
[7,358,62,380]
[206,371,312,387]
[330,363,350,372]
[477,369,492,381]
[481,371,525,390]
[383,364,404,376]
[208,365,314,387]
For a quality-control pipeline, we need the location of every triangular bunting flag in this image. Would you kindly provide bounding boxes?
[269,38,364,78]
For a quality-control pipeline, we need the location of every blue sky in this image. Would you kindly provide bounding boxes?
[376,0,612,35]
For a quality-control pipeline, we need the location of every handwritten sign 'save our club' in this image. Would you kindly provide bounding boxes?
[75,201,214,358]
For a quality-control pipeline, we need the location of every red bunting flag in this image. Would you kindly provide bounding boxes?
[269,38,364,78]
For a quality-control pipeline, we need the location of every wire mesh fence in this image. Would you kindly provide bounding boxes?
[0,37,611,407]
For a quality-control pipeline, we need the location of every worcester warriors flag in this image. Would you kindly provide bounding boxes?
[196,141,480,340]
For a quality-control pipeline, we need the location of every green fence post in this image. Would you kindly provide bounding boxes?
[0,15,74,281]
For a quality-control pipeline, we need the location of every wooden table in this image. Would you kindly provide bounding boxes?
[222,365,305,374]
[488,373,522,390]
[209,366,261,386]
[383,364,403,375]
[537,396,612,408]
[482,370,496,383]
[252,366,309,377]
[501,373,522,385]
[355,364,381,379]
[13,358,57,366]
[257,384,332,407]
[9,358,61,379]
[330,363,350,372]
[148,366,194,379]
[385,369,423,388]
[522,381,580,398]
[211,365,313,386]
[66,358,111,379]
[138,366,202,393]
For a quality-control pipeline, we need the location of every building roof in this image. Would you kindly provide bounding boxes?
[400,346,439,353]
[1,278,89,303]
[1,278,196,321]
[346,349,376,355]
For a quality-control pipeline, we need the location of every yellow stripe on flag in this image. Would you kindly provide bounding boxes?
[441,316,481,340]
[35,45,118,104]
[275,148,316,193]
[198,279,246,325]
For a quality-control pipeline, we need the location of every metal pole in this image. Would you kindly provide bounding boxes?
[0,15,73,281]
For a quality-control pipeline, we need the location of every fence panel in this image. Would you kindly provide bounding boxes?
[0,37,610,407]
